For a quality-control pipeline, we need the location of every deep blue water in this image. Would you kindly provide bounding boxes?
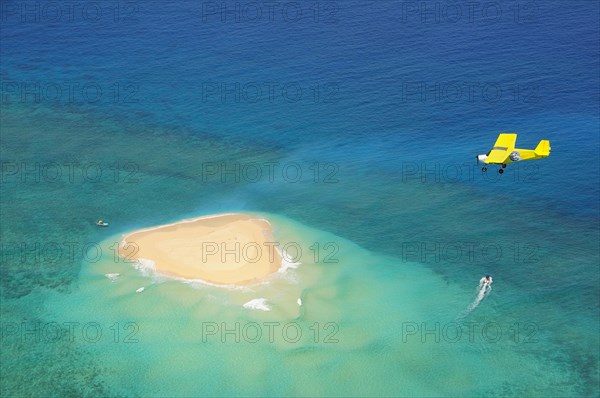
[1,0,599,396]
[2,0,598,215]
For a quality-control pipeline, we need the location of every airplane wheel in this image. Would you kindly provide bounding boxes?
[498,169,504,174]
[482,167,487,172]
[502,164,507,168]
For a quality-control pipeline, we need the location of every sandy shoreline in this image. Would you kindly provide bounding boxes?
[119,213,282,285]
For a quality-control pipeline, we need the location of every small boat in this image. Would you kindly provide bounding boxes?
[136,287,145,293]
[96,220,109,227]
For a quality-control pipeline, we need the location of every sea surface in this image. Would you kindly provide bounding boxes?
[1,0,599,396]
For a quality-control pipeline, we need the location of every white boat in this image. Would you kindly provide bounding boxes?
[96,220,109,227]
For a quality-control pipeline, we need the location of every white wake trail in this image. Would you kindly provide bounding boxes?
[457,283,492,321]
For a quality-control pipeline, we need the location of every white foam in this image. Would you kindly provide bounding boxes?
[243,298,271,311]
[131,248,300,289]
[127,262,258,292]
[278,248,301,273]
[181,277,254,292]
[132,258,156,276]
[104,273,120,282]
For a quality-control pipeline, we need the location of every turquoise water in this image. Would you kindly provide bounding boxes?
[1,1,599,396]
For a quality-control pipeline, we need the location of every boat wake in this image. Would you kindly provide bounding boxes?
[457,283,492,321]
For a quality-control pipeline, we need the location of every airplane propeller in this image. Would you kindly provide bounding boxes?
[476,154,488,172]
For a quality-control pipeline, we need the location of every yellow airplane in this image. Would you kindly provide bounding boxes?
[477,133,551,174]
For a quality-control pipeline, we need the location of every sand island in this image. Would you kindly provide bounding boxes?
[119,213,282,285]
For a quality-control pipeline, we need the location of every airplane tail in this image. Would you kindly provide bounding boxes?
[534,140,551,157]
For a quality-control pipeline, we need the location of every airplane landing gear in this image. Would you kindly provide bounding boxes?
[501,164,507,168]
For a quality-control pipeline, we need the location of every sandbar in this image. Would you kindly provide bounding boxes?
[119,213,281,285]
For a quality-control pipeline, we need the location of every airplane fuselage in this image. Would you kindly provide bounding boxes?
[477,133,550,173]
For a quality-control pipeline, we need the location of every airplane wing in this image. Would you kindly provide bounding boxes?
[485,133,517,164]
